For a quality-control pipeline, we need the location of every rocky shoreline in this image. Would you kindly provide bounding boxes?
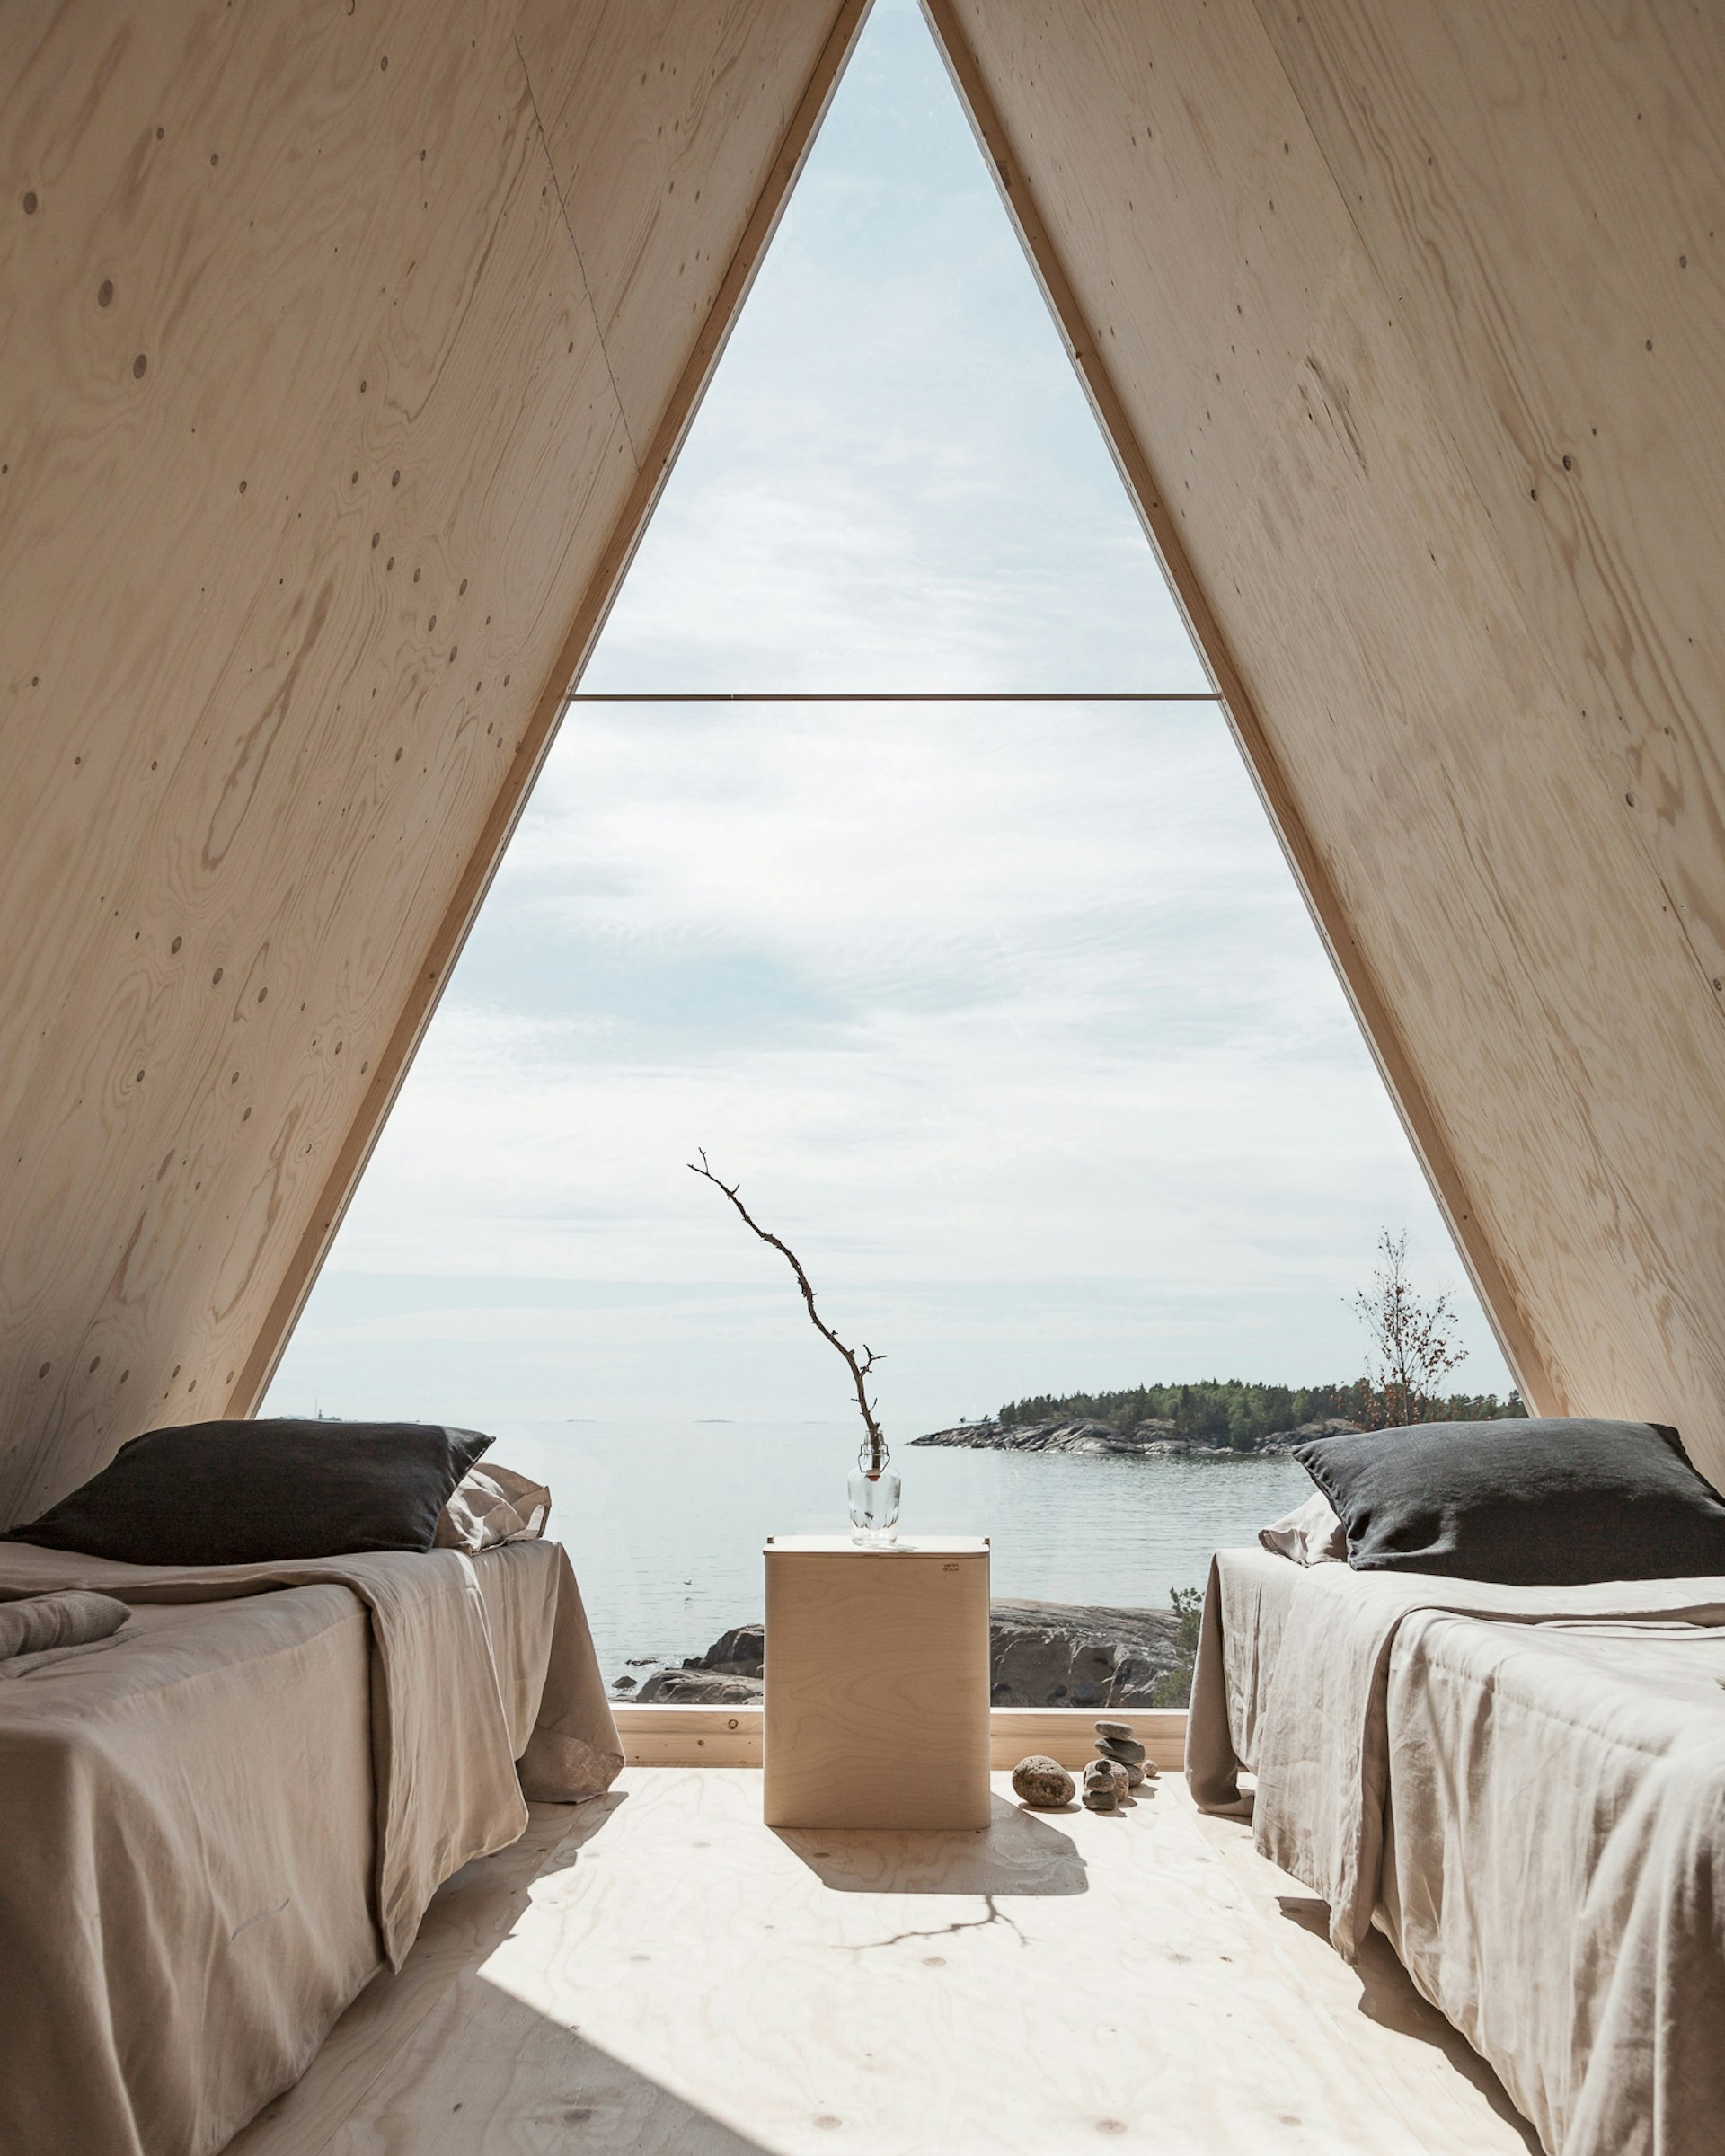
[623,1597,1191,1710]
[909,1413,1360,1459]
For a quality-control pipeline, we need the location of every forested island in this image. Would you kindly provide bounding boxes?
[915,1376,1525,1457]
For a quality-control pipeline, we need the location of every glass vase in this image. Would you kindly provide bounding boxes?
[847,1443,901,1547]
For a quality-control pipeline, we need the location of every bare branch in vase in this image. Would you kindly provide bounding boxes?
[688,1151,889,1473]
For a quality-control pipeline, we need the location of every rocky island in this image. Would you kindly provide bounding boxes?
[910,1414,1362,1459]
[920,1374,1523,1458]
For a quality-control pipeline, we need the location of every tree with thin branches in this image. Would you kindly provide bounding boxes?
[1353,1230,1468,1428]
[688,1152,888,1473]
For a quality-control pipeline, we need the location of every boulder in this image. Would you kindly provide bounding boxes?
[684,1621,765,1678]
[1254,1416,1364,1457]
[988,1599,1183,1708]
[636,1668,762,1704]
[665,1597,1188,1710]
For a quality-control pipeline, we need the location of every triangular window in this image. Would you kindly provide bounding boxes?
[268,0,1511,1679]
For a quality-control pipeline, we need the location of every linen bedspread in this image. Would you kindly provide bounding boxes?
[1385,1612,1725,2156]
[1188,1547,1725,2156]
[0,1536,622,2156]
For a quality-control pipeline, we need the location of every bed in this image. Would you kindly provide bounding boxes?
[0,1534,623,2156]
[1188,1545,1725,2156]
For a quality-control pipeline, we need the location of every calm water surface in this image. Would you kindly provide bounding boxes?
[485,1419,1311,1685]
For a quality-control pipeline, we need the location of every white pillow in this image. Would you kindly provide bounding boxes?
[1258,1489,1347,1565]
[434,1462,551,1551]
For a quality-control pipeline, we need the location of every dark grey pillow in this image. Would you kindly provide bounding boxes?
[1289,1417,1725,1586]
[4,1418,493,1566]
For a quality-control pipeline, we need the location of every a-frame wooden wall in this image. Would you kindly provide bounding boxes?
[930,0,1725,1483]
[0,0,866,1519]
[5,0,1725,1515]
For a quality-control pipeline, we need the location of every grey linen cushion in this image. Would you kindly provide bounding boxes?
[4,1418,493,1566]
[0,1591,130,1661]
[1289,1416,1725,1586]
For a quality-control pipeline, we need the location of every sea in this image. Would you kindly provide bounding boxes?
[482,1418,1312,1691]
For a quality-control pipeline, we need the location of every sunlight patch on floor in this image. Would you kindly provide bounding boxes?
[230,1770,1535,2156]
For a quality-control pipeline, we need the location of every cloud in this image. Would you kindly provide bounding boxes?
[582,3,1202,696]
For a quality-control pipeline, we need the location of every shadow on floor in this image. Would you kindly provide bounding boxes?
[1277,1896,1541,2152]
[229,1797,633,2153]
[774,1792,1087,1895]
[417,2010,782,2154]
[249,1982,779,2155]
[234,1793,786,2153]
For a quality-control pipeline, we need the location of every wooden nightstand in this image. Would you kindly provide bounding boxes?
[762,1534,991,1829]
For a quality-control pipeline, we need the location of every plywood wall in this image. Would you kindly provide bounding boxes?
[0,0,861,1520]
[930,0,1725,1480]
[9,0,1725,1520]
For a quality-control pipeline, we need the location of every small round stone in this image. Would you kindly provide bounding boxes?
[1094,1719,1135,1741]
[1012,1754,1076,1809]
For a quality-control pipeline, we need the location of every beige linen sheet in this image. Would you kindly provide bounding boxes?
[1384,1613,1725,2156]
[1189,1547,1725,2156]
[0,1537,622,2156]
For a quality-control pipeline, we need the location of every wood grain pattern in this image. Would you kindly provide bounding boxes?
[228,1770,1536,2155]
[985,1705,1186,1773]
[0,0,862,1519]
[223,1804,594,2156]
[1253,0,1725,991]
[1209,234,1725,1433]
[616,1702,764,1768]
[930,0,1725,1476]
[615,1703,1190,1772]
[764,1539,992,1829]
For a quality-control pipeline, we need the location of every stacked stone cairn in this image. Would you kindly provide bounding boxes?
[1084,1719,1152,1812]
[1010,1719,1155,1814]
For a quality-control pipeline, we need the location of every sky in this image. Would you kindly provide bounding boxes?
[265,0,1515,1434]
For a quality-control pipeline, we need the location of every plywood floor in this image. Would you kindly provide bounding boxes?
[228,1771,1537,2156]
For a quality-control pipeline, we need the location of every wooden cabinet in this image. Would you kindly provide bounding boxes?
[762,1535,991,1829]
